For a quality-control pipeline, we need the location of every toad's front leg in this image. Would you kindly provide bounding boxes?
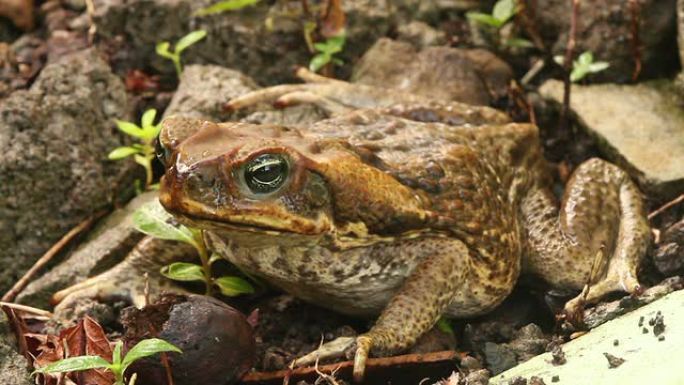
[296,238,518,382]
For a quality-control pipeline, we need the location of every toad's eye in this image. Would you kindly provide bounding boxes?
[244,154,289,194]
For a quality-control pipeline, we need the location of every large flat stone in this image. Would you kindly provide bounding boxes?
[539,79,684,199]
[491,289,684,384]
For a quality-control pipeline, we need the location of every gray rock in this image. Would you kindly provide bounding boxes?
[491,289,684,385]
[653,220,684,276]
[166,64,327,126]
[351,38,512,105]
[163,64,258,121]
[395,21,447,48]
[16,191,157,308]
[539,79,684,199]
[484,341,519,375]
[532,0,678,82]
[0,48,133,293]
[0,311,31,385]
[92,0,397,84]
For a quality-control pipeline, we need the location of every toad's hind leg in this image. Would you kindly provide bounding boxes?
[521,158,650,314]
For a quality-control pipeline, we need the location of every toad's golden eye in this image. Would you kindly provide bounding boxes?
[244,154,288,194]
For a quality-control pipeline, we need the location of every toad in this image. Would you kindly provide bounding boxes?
[54,69,650,381]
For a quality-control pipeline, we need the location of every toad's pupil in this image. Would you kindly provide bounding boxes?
[245,154,287,193]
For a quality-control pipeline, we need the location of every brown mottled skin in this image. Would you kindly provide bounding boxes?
[54,70,650,381]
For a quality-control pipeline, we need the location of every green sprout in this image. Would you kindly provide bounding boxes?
[195,0,260,16]
[309,32,346,73]
[33,339,181,385]
[156,30,207,76]
[132,201,255,297]
[466,0,532,48]
[554,51,610,82]
[108,109,161,191]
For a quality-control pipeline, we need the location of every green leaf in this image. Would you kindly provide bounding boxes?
[331,57,344,66]
[133,154,150,168]
[132,201,198,246]
[121,339,181,371]
[112,340,123,367]
[492,0,516,24]
[195,0,260,16]
[33,356,110,374]
[553,55,565,66]
[436,317,454,336]
[209,253,224,265]
[155,42,174,59]
[214,276,255,296]
[175,30,207,54]
[108,146,140,160]
[570,66,589,82]
[116,120,145,139]
[140,109,157,130]
[588,61,610,73]
[309,53,330,72]
[577,51,594,66]
[504,37,534,48]
[161,262,205,282]
[466,12,503,28]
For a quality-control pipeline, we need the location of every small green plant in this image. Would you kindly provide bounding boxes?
[34,339,181,385]
[133,201,255,297]
[108,109,161,191]
[554,51,610,82]
[156,30,207,76]
[466,0,532,48]
[195,0,260,16]
[309,32,346,73]
[466,0,517,28]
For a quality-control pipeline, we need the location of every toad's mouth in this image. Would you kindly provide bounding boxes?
[163,205,330,239]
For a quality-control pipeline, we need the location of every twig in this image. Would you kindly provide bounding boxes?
[516,0,546,51]
[0,301,53,318]
[313,336,342,385]
[648,193,684,220]
[628,0,642,81]
[84,0,97,45]
[1,210,107,302]
[558,0,580,133]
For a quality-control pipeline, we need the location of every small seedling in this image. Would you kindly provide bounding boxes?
[195,0,260,16]
[554,51,610,82]
[466,0,517,28]
[466,0,533,48]
[156,30,207,76]
[34,339,181,385]
[108,109,161,191]
[132,201,255,297]
[309,32,346,73]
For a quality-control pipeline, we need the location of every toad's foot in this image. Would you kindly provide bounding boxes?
[291,335,375,383]
[52,237,195,315]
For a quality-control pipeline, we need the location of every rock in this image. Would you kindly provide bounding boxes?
[0,311,31,385]
[163,64,258,121]
[539,79,684,199]
[532,0,678,82]
[396,21,447,48]
[16,191,157,308]
[92,0,397,84]
[484,341,519,375]
[491,289,684,385]
[351,38,512,105]
[654,220,684,276]
[0,48,132,293]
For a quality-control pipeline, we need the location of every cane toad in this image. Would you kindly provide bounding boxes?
[54,69,650,381]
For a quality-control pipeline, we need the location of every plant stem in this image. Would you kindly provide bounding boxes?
[172,56,182,76]
[195,231,213,295]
